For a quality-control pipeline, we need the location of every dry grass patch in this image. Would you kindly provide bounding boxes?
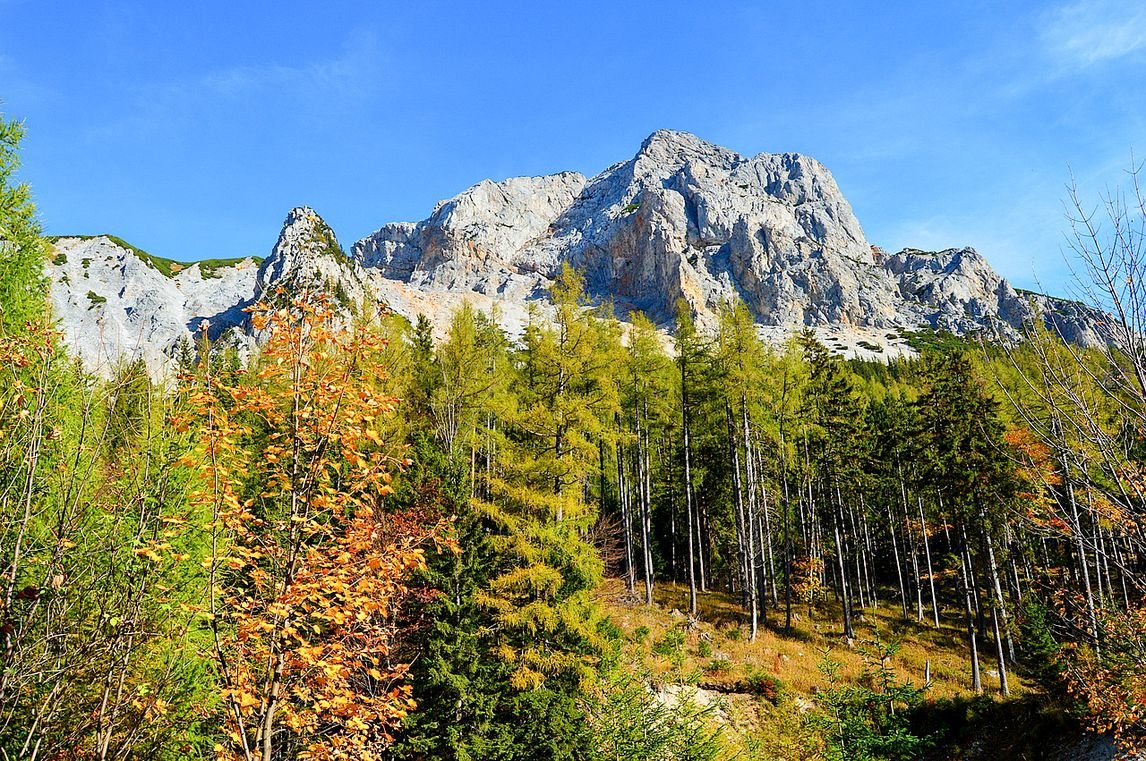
[596,578,1029,701]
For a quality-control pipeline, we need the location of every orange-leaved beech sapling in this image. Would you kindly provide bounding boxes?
[184,291,457,761]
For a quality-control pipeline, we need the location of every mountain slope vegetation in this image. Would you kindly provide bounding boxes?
[3,113,1145,760]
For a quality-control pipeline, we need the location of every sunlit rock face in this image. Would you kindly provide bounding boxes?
[353,129,1093,342]
[353,130,892,329]
[47,235,260,375]
[47,207,371,377]
[258,206,371,307]
[48,130,1103,375]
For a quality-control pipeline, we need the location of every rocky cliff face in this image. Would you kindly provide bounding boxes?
[46,207,374,376]
[880,247,1108,346]
[257,206,371,309]
[352,129,1092,342]
[46,236,260,374]
[355,173,586,295]
[537,130,890,328]
[352,131,892,329]
[46,130,1101,375]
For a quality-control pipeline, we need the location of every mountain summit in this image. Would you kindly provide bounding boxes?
[46,130,1101,374]
[354,129,1098,342]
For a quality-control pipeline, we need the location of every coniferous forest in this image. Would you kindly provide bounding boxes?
[3,113,1146,760]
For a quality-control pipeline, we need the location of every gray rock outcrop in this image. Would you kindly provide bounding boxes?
[46,236,260,375]
[255,206,373,312]
[351,130,1088,342]
[47,207,373,376]
[354,172,587,299]
[46,130,1103,376]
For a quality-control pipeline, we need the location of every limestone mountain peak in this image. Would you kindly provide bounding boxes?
[256,206,369,309]
[45,131,1103,376]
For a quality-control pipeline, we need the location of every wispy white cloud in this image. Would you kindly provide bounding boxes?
[78,30,387,144]
[1040,0,1146,66]
[200,29,383,101]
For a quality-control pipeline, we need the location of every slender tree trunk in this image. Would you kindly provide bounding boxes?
[735,436,759,638]
[887,501,909,620]
[976,501,1010,694]
[780,435,794,633]
[991,606,1009,696]
[972,550,986,643]
[739,401,760,637]
[858,497,878,609]
[745,480,759,640]
[1005,524,1024,607]
[746,410,778,607]
[920,495,940,627]
[616,415,635,593]
[1112,531,1131,610]
[640,404,654,605]
[833,485,855,639]
[487,414,495,501]
[1086,488,1112,609]
[760,484,778,607]
[599,438,607,521]
[470,440,477,500]
[1065,467,1100,654]
[682,369,698,618]
[846,501,867,611]
[1097,525,1113,609]
[901,479,923,622]
[728,405,750,607]
[800,431,813,549]
[756,509,771,626]
[696,495,708,594]
[665,434,678,584]
[554,343,567,518]
[979,500,1014,664]
[958,521,983,694]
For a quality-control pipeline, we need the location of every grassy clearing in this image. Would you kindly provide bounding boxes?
[598,578,1027,700]
[597,578,1050,758]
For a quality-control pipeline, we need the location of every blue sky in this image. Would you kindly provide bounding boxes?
[2,0,1144,294]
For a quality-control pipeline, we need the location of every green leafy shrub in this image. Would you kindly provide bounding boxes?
[704,658,732,675]
[744,667,784,703]
[598,617,625,646]
[583,672,726,760]
[652,628,686,658]
[198,256,261,279]
[807,633,934,761]
[1016,600,1068,694]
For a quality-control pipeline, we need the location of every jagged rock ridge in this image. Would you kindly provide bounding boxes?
[47,207,372,375]
[47,236,260,373]
[46,130,1105,375]
[352,129,1103,345]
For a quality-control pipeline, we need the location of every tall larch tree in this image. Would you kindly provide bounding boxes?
[473,265,618,753]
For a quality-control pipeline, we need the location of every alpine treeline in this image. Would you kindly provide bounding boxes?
[3,110,1145,758]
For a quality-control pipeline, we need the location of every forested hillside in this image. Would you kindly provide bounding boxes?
[2,113,1145,760]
